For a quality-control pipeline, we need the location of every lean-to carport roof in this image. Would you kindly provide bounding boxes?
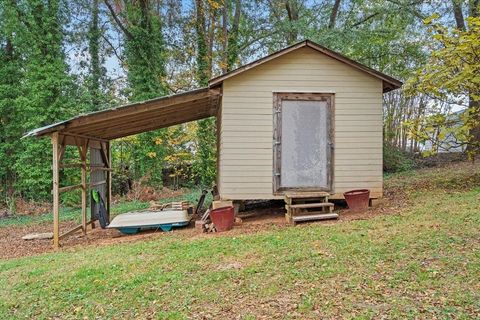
[25,87,221,143]
[209,40,403,93]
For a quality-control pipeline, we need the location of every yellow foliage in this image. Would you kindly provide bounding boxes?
[207,0,223,10]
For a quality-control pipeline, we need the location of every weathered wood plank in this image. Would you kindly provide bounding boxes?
[58,184,83,193]
[292,213,339,223]
[51,132,60,248]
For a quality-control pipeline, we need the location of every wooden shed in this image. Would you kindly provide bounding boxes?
[27,40,401,246]
[212,40,401,200]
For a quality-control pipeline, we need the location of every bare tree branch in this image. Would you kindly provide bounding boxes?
[103,0,134,40]
[350,12,379,28]
[101,33,125,66]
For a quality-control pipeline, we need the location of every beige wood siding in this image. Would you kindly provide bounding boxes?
[219,47,383,200]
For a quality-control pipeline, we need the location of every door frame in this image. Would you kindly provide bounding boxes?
[273,92,335,194]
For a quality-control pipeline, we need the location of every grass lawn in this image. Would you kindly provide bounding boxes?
[0,164,479,319]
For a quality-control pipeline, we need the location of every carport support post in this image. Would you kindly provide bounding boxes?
[51,132,60,249]
[106,141,111,220]
[79,141,88,235]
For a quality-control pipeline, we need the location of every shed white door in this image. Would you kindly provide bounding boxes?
[273,93,333,193]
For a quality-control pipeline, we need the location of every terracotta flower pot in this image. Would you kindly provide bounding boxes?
[344,189,370,211]
[209,206,235,232]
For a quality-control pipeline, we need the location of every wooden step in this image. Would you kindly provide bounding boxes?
[292,213,339,223]
[288,202,334,209]
[285,192,330,199]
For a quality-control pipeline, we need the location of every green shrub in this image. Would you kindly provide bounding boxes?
[383,143,415,173]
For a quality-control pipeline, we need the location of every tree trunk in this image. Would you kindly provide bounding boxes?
[207,8,216,78]
[469,0,479,18]
[328,0,341,29]
[195,0,209,86]
[221,3,228,73]
[285,0,299,44]
[89,0,101,110]
[227,0,241,71]
[466,98,480,158]
[452,0,466,30]
[194,0,217,187]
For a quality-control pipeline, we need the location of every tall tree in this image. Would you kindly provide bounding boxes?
[105,0,169,186]
[105,0,168,101]
[10,0,79,200]
[87,0,103,110]
[0,2,24,203]
[182,0,247,187]
[407,13,480,158]
[220,0,242,72]
[328,0,341,29]
[193,0,218,187]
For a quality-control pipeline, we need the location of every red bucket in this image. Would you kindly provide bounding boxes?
[209,206,235,232]
[344,189,370,211]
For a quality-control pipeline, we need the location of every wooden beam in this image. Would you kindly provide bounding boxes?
[106,141,112,221]
[59,224,83,239]
[59,163,83,168]
[66,99,211,134]
[62,132,108,143]
[215,92,223,188]
[92,115,206,138]
[100,142,109,169]
[90,164,108,168]
[58,184,83,193]
[80,104,212,138]
[90,180,106,188]
[89,166,112,172]
[67,89,213,128]
[51,132,60,249]
[59,219,96,239]
[79,140,88,235]
[102,113,216,140]
[60,135,103,149]
[58,135,67,163]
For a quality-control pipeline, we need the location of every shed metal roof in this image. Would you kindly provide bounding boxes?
[25,87,221,142]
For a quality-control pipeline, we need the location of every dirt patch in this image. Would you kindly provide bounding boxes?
[216,262,243,271]
[118,184,186,203]
[14,198,51,216]
[0,197,400,260]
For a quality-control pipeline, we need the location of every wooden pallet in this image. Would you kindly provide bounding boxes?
[284,192,338,225]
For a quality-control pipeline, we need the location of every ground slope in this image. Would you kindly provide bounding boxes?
[0,163,479,319]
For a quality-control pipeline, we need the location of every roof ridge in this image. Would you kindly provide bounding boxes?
[208,39,402,92]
